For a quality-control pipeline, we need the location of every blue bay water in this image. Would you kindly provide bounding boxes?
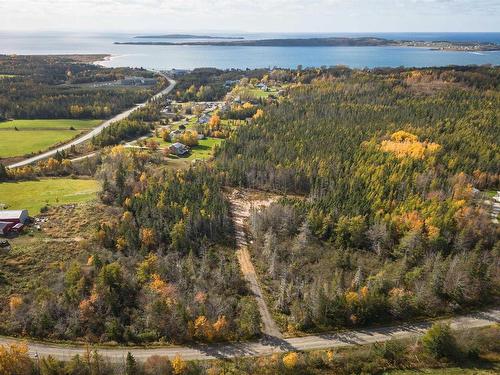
[0,32,499,69]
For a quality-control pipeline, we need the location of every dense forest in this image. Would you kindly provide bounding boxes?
[216,66,500,332]
[172,68,268,102]
[0,55,164,119]
[2,148,260,344]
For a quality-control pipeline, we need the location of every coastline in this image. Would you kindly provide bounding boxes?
[113,38,500,52]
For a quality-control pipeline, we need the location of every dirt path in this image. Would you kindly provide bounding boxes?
[229,190,283,338]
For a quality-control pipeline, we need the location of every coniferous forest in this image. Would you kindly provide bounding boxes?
[216,66,500,332]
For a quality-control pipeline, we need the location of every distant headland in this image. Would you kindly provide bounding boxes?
[116,36,500,52]
[134,34,244,40]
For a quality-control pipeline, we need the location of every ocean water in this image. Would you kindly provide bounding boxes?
[1,32,499,69]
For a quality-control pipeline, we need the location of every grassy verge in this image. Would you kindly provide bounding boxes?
[0,178,100,214]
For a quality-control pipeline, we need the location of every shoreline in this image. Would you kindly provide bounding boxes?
[113,38,500,52]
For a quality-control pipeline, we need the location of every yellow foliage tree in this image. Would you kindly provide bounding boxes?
[209,114,221,130]
[194,315,214,341]
[253,109,264,120]
[282,352,299,369]
[345,291,359,305]
[179,130,199,147]
[140,227,155,248]
[149,274,177,304]
[0,343,33,375]
[381,131,440,159]
[212,315,228,337]
[360,286,369,299]
[172,354,187,375]
[9,295,23,315]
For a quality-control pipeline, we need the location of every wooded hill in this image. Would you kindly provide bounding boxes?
[216,66,500,332]
[0,55,163,120]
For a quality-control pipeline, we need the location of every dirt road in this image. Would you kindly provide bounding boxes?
[0,308,498,362]
[229,190,283,338]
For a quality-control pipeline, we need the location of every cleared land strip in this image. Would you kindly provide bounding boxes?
[7,75,176,169]
[229,191,283,338]
[0,308,498,362]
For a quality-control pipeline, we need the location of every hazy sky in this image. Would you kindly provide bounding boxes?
[0,0,499,32]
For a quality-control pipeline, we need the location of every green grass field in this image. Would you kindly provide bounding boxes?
[0,119,102,158]
[0,119,102,130]
[232,86,278,100]
[0,178,100,214]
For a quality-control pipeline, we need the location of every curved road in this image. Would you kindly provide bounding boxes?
[7,75,176,169]
[0,308,498,362]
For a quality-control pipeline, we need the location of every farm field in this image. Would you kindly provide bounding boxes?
[0,178,100,214]
[0,119,102,158]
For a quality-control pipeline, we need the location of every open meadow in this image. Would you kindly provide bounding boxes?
[0,178,100,214]
[0,119,102,158]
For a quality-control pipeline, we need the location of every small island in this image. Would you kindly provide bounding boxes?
[116,36,500,52]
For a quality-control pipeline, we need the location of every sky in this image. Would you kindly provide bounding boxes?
[0,0,499,33]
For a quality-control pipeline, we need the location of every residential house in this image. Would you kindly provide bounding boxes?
[169,142,190,156]
[198,114,210,125]
[256,83,268,91]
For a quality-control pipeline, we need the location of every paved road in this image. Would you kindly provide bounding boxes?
[0,308,498,362]
[229,191,283,338]
[7,75,176,169]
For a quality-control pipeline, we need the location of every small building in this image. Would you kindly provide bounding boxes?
[120,76,157,86]
[169,142,190,156]
[169,129,184,141]
[0,210,29,224]
[256,83,268,91]
[198,114,210,125]
[224,80,239,88]
[0,222,14,236]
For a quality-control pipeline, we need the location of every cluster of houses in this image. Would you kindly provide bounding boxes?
[0,210,29,236]
[119,76,157,86]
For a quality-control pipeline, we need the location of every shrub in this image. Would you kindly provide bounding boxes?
[373,339,406,365]
[422,323,458,359]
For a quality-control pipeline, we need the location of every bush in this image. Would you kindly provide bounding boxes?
[373,339,406,365]
[422,323,458,359]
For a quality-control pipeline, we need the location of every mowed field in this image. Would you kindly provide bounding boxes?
[0,178,100,214]
[0,119,102,158]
